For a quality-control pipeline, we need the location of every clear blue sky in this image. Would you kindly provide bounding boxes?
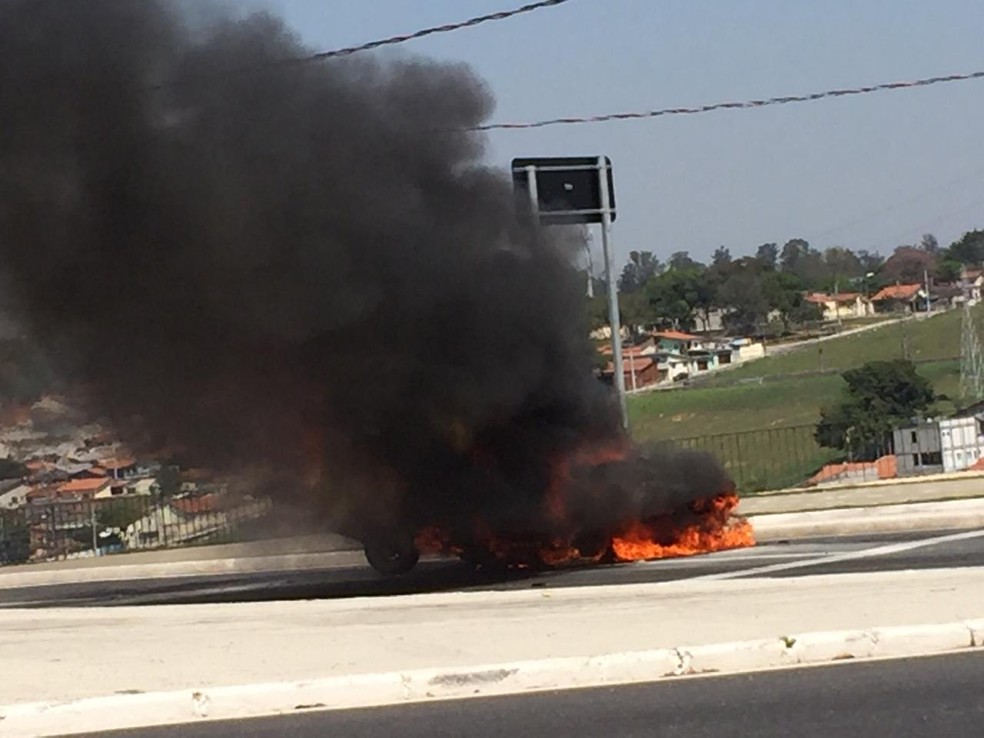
[252,0,984,269]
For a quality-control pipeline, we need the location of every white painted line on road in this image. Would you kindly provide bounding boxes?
[634,552,823,567]
[693,528,984,581]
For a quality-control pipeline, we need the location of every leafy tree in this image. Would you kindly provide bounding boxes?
[880,246,934,284]
[711,246,732,267]
[935,259,962,284]
[97,497,152,531]
[755,242,779,271]
[692,268,722,332]
[822,246,863,287]
[815,360,936,460]
[617,250,661,293]
[944,229,984,265]
[779,238,827,288]
[717,268,769,335]
[645,268,701,330]
[155,465,182,499]
[920,233,940,254]
[762,271,818,330]
[667,250,702,272]
[585,294,610,331]
[856,249,885,276]
[619,290,652,336]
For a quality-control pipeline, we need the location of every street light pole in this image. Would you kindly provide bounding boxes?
[598,156,627,428]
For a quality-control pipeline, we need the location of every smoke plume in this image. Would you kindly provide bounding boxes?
[0,1,728,541]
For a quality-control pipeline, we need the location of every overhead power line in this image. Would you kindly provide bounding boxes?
[273,0,574,67]
[472,69,984,131]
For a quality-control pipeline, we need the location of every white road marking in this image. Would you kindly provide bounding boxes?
[692,528,984,581]
[634,552,823,567]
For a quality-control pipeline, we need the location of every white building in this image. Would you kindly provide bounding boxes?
[892,416,984,476]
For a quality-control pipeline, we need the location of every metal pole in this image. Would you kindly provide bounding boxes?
[90,499,97,556]
[585,244,595,298]
[524,165,539,226]
[598,156,627,428]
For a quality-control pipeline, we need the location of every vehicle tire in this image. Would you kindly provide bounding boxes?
[363,537,420,575]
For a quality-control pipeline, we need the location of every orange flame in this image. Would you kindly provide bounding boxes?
[414,442,754,569]
[611,493,755,562]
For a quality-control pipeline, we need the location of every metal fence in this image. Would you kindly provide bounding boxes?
[0,493,272,566]
[666,417,984,493]
[666,424,840,493]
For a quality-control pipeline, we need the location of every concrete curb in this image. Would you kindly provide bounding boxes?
[0,549,367,591]
[2,619,981,737]
[749,498,984,540]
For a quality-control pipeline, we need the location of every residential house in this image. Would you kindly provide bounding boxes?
[54,477,112,501]
[928,283,963,311]
[94,477,157,499]
[103,456,139,481]
[804,292,873,322]
[960,267,983,306]
[870,283,924,313]
[0,482,30,510]
[610,355,663,389]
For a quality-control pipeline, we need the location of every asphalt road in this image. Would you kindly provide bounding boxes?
[3,527,984,607]
[77,651,984,738]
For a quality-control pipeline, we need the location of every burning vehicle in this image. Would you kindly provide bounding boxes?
[0,0,754,574]
[332,440,754,575]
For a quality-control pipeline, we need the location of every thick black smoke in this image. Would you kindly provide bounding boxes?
[0,1,728,541]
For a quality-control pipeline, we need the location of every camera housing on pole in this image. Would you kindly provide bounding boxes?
[511,156,627,428]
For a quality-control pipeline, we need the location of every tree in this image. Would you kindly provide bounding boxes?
[667,250,702,272]
[692,268,721,332]
[584,294,609,331]
[822,246,863,287]
[779,238,827,288]
[920,233,940,254]
[755,242,778,271]
[762,271,818,331]
[880,246,934,284]
[815,360,936,460]
[645,268,701,330]
[935,259,962,284]
[617,250,661,293]
[717,268,768,335]
[856,249,884,276]
[711,246,732,267]
[619,290,652,336]
[944,229,984,265]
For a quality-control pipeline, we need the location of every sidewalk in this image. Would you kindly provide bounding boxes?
[0,567,980,713]
[742,471,984,515]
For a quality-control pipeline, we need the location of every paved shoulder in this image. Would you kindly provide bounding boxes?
[83,651,984,738]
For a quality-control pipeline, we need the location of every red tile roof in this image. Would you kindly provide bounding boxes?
[57,477,112,494]
[870,284,921,301]
[597,344,650,356]
[653,330,699,341]
[606,358,655,374]
[807,455,897,485]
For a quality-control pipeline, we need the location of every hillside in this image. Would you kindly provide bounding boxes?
[629,308,971,442]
